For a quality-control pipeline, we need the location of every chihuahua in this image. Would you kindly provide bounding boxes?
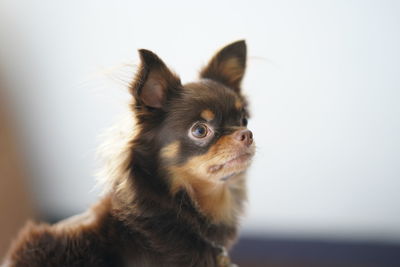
[3,40,255,267]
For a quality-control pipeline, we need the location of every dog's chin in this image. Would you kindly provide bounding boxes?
[208,151,254,182]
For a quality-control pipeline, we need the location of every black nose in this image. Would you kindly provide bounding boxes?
[234,129,253,146]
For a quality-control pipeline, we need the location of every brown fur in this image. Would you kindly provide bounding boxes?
[2,40,254,267]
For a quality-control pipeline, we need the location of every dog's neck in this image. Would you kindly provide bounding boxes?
[96,121,243,249]
[107,148,239,248]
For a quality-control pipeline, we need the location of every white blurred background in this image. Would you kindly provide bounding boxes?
[0,0,399,246]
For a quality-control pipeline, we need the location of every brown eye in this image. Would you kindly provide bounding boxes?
[242,118,248,126]
[191,123,209,138]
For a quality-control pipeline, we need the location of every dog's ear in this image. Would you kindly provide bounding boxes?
[131,49,181,109]
[200,40,246,92]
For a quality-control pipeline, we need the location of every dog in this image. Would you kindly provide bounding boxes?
[3,40,255,267]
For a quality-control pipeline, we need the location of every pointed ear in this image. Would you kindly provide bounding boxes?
[131,49,181,109]
[200,40,247,91]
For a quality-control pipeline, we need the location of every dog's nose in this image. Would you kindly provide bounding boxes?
[234,129,253,146]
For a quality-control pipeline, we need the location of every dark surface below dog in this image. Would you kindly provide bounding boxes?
[231,236,400,267]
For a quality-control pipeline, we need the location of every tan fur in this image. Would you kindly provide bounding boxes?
[235,100,243,110]
[168,133,254,225]
[160,141,180,159]
[201,109,215,121]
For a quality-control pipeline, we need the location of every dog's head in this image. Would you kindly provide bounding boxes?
[130,40,254,196]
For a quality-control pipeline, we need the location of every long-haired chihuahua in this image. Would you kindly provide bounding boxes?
[3,40,255,267]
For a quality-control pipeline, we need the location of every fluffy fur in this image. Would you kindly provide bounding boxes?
[2,40,255,267]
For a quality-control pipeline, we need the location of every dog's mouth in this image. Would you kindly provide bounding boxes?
[208,151,254,179]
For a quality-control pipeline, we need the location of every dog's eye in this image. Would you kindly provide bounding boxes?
[242,118,248,127]
[190,123,209,139]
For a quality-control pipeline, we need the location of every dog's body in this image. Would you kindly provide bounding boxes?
[3,40,254,267]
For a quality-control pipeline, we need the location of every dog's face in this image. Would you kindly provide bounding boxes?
[130,40,254,194]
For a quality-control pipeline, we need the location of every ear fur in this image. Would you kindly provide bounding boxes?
[200,40,247,91]
[131,49,181,109]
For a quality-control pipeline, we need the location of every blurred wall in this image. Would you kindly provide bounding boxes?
[0,0,399,244]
